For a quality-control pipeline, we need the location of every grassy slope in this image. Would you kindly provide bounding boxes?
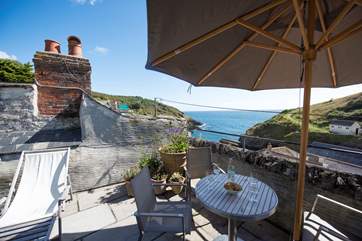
[246,92,362,149]
[92,91,184,118]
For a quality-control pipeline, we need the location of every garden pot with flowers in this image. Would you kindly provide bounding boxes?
[138,152,167,195]
[159,128,189,174]
[169,172,185,195]
[123,166,140,197]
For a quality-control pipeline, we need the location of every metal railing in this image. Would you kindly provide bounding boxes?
[192,128,362,168]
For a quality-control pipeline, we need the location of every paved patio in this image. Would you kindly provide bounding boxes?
[51,183,290,241]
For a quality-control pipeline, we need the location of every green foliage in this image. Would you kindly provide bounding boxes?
[123,166,140,181]
[169,172,185,182]
[151,172,168,181]
[0,59,34,83]
[161,129,189,153]
[129,102,141,110]
[138,152,162,176]
[91,91,184,117]
[246,92,362,149]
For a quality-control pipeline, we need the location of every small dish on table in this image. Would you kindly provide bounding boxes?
[224,181,242,194]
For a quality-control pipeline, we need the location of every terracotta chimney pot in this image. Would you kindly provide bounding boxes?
[67,36,82,57]
[44,39,61,53]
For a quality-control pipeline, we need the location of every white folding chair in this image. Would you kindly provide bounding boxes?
[0,148,72,241]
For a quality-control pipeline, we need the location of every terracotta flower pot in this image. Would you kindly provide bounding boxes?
[151,178,166,195]
[159,147,186,174]
[125,181,134,197]
[44,39,61,53]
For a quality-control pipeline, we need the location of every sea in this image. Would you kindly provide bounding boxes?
[185,111,277,142]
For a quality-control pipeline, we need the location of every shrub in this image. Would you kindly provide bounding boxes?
[0,59,34,83]
[123,166,140,181]
[161,128,189,153]
[169,172,185,183]
[129,102,141,110]
[138,152,162,176]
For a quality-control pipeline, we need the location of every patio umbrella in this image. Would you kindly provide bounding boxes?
[145,0,362,240]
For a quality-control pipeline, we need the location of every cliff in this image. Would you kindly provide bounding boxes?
[92,91,184,118]
[246,92,362,149]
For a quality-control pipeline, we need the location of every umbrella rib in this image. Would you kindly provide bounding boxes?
[235,18,300,51]
[292,0,309,49]
[319,20,362,49]
[252,14,298,90]
[243,41,301,55]
[315,0,337,88]
[315,0,356,49]
[197,3,292,85]
[151,0,288,66]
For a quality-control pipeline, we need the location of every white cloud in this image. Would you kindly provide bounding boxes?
[93,46,109,54]
[0,51,17,60]
[72,0,98,5]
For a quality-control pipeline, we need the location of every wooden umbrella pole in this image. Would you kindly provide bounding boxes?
[292,58,312,241]
[292,0,316,240]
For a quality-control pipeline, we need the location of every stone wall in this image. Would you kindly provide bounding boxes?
[66,95,187,191]
[0,83,81,153]
[33,51,91,117]
[0,83,38,132]
[190,138,362,240]
[0,95,188,199]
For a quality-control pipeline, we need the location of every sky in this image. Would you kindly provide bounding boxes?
[0,0,361,112]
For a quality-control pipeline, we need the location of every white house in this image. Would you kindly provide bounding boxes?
[329,120,360,136]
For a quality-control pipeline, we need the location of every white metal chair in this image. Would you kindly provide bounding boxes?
[303,194,362,241]
[131,167,192,241]
[0,148,72,241]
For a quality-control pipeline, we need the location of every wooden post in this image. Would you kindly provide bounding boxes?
[154,98,158,117]
[292,0,316,240]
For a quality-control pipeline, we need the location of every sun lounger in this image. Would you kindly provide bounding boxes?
[0,148,72,241]
[303,194,362,241]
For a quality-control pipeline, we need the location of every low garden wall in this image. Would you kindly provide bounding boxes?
[190,138,362,240]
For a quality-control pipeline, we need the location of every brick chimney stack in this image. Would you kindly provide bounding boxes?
[33,36,91,117]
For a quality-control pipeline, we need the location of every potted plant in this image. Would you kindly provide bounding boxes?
[138,152,167,195]
[151,171,168,195]
[123,166,140,197]
[169,172,185,194]
[159,128,189,173]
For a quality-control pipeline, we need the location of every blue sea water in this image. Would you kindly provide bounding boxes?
[185,111,276,142]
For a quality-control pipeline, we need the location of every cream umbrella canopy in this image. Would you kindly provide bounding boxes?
[146,0,362,240]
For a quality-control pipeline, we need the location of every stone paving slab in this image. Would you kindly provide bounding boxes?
[109,198,137,221]
[241,221,290,241]
[83,216,140,241]
[50,183,289,241]
[60,204,117,241]
[77,183,126,211]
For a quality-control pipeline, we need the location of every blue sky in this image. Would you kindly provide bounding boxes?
[1,0,361,111]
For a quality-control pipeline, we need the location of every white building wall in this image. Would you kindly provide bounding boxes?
[330,122,361,135]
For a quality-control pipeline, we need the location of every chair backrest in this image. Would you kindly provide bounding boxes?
[131,167,156,214]
[186,146,212,179]
[0,148,70,228]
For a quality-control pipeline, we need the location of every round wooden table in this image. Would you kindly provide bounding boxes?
[195,174,278,241]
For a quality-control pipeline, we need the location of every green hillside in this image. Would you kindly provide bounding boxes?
[246,92,362,149]
[92,91,184,118]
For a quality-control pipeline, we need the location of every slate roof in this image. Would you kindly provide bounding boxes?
[330,120,359,127]
[308,141,362,166]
